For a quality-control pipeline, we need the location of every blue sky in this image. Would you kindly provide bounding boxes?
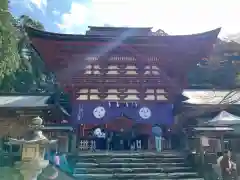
[10,0,240,37]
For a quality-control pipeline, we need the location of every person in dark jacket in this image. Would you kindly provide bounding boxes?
[107,131,114,150]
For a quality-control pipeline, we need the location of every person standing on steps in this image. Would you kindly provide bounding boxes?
[220,150,237,180]
[152,124,162,152]
[107,131,114,151]
[54,152,60,167]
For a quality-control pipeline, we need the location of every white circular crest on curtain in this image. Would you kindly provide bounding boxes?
[139,107,152,119]
[93,106,106,119]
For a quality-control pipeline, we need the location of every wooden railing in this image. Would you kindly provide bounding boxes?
[78,139,96,151]
[77,138,172,151]
[162,139,172,150]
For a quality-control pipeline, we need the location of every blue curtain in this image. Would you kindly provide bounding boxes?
[71,101,174,125]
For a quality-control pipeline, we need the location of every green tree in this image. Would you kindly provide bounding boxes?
[0,14,56,93]
[0,0,20,86]
[188,39,240,88]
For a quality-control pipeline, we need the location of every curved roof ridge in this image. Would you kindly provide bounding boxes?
[88,26,153,29]
[25,26,221,40]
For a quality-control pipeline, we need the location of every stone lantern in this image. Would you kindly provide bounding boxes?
[7,116,57,180]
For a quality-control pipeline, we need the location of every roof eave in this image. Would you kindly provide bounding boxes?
[25,26,221,42]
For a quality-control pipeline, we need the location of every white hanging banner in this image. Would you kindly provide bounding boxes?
[201,136,209,147]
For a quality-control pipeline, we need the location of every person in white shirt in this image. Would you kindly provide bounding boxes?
[94,128,102,137]
[220,150,237,180]
[217,152,223,166]
[94,128,106,150]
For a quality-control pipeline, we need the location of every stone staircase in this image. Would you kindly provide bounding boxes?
[71,151,204,180]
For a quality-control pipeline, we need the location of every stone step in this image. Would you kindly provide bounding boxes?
[74,178,204,180]
[125,179,204,180]
[70,151,202,180]
[75,162,187,168]
[73,172,200,179]
[74,166,193,174]
[74,151,184,159]
[76,157,185,163]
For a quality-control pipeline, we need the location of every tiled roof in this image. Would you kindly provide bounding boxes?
[0,95,50,108]
[183,89,240,104]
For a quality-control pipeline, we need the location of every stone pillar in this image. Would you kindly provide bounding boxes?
[8,116,57,179]
[16,158,49,180]
[16,143,49,179]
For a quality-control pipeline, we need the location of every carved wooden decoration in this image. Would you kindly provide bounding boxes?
[71,55,175,101]
[76,88,167,101]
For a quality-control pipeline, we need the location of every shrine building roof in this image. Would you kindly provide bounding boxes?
[25,26,221,92]
[26,26,220,43]
[26,26,221,71]
[86,26,153,36]
[87,26,153,30]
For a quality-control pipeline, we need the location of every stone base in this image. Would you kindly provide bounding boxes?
[0,167,21,180]
[16,159,49,180]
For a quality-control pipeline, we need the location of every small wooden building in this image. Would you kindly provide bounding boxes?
[175,89,240,153]
[0,93,74,165]
[0,93,55,138]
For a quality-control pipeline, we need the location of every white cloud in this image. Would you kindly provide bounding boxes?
[57,0,240,36]
[52,9,60,16]
[56,2,89,34]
